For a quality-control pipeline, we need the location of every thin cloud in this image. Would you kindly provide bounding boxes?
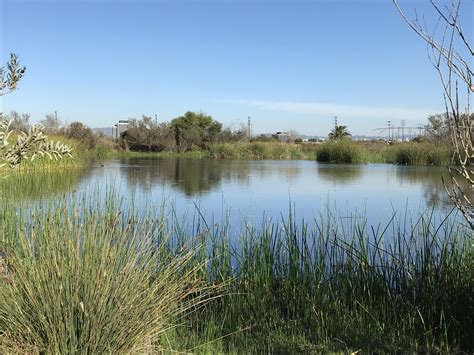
[230,99,439,121]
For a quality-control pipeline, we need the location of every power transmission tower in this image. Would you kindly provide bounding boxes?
[401,120,406,141]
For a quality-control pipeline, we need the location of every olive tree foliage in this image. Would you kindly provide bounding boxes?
[394,0,473,229]
[0,53,72,169]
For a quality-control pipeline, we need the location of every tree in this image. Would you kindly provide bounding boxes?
[287,129,300,143]
[328,125,351,141]
[219,124,248,143]
[6,110,30,132]
[394,0,473,229]
[170,111,222,151]
[64,121,97,149]
[120,116,176,152]
[424,113,450,143]
[0,54,72,169]
[41,113,62,133]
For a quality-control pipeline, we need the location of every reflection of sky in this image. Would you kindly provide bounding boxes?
[71,159,457,231]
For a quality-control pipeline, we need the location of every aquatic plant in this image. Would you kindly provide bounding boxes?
[0,196,212,353]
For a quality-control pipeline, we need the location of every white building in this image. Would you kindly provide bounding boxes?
[112,120,130,138]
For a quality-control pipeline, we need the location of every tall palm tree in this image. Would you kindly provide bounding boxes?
[328,125,351,140]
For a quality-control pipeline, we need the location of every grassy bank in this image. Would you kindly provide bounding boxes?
[315,140,454,165]
[114,141,454,166]
[1,193,472,352]
[13,136,453,167]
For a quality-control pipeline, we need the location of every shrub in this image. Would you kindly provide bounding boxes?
[315,140,365,163]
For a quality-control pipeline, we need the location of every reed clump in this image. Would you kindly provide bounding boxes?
[209,142,310,160]
[0,192,472,352]
[315,139,366,163]
[0,196,212,353]
[175,210,473,353]
[381,142,453,165]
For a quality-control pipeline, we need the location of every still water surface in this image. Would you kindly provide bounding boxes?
[13,157,460,227]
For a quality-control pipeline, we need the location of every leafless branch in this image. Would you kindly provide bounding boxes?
[393,0,473,229]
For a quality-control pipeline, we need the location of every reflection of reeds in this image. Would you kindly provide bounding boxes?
[316,164,364,183]
[0,167,90,202]
[1,191,472,352]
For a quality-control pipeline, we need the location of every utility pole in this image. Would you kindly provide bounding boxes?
[247,116,251,140]
[418,124,424,137]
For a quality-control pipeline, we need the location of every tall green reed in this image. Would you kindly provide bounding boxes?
[0,192,214,353]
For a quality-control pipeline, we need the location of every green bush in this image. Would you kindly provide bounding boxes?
[315,140,365,163]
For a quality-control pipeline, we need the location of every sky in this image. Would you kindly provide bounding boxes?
[0,0,472,136]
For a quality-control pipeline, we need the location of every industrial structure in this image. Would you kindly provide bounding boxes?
[112,120,129,139]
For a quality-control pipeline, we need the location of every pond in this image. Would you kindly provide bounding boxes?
[5,157,463,229]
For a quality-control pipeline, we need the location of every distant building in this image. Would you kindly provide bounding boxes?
[112,120,129,138]
[275,132,289,142]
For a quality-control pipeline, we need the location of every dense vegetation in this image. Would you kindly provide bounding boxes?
[3,105,464,167]
[0,193,472,352]
[1,51,472,354]
[314,139,454,165]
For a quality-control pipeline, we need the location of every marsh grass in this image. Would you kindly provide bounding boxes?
[168,208,474,352]
[0,194,213,353]
[0,191,472,353]
[315,139,366,163]
[209,142,312,160]
[315,140,455,166]
[381,142,453,165]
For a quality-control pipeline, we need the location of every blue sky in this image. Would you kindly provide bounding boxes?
[0,0,472,136]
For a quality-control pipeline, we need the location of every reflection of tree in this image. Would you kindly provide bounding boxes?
[122,158,251,196]
[394,166,472,211]
[120,158,306,197]
[316,164,364,185]
[0,167,91,202]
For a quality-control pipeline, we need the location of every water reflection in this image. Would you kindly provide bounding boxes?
[393,166,472,210]
[120,158,251,196]
[316,164,364,185]
[0,167,91,202]
[0,158,466,221]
